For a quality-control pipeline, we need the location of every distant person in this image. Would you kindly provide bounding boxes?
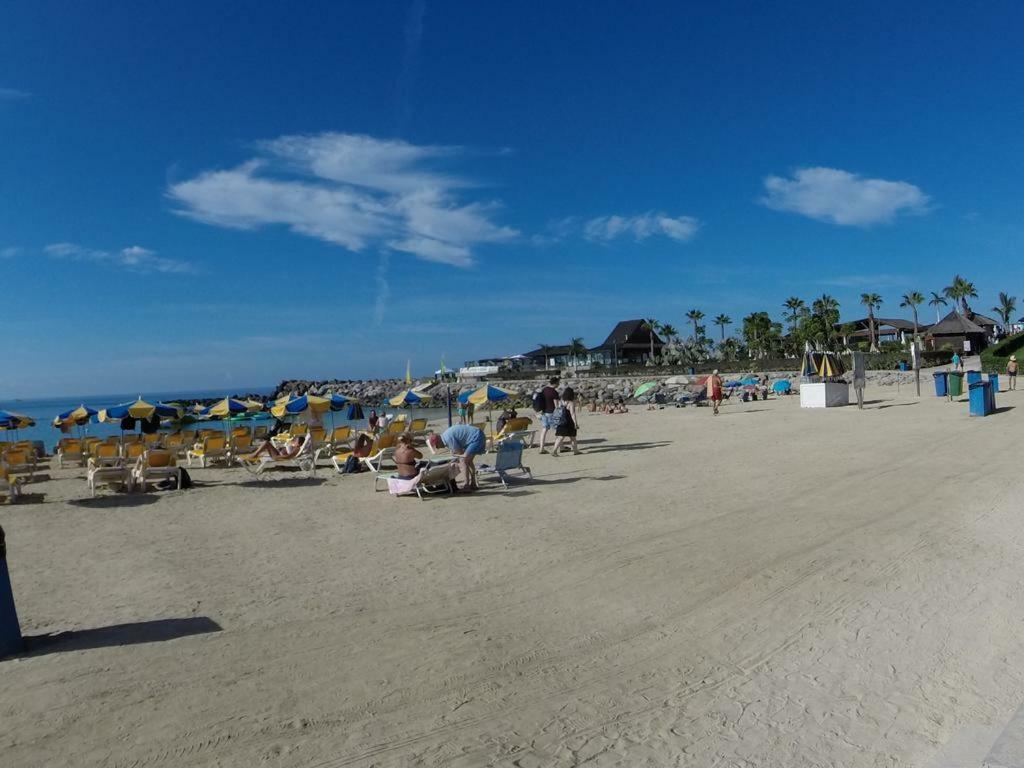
[496,407,517,433]
[368,409,379,432]
[1008,355,1019,390]
[393,434,423,480]
[952,352,963,371]
[552,387,581,456]
[537,376,561,453]
[428,424,486,490]
[707,370,724,415]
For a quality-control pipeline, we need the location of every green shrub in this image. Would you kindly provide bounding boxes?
[981,332,1024,373]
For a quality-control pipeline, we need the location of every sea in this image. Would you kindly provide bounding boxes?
[0,388,459,450]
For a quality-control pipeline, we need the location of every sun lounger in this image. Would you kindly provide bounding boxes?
[487,417,536,450]
[331,432,397,474]
[87,465,133,496]
[132,449,181,491]
[240,434,316,477]
[385,420,406,436]
[56,438,86,468]
[317,426,353,460]
[89,443,122,468]
[385,461,459,499]
[229,434,253,458]
[2,450,36,482]
[477,441,532,489]
[0,469,21,503]
[187,435,229,467]
[122,442,147,464]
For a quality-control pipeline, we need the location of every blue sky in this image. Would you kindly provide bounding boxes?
[3,1,1024,397]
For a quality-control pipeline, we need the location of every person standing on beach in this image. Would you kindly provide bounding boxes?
[537,376,561,454]
[1008,355,1018,390]
[707,370,724,415]
[952,352,962,371]
[552,386,581,456]
[428,424,485,490]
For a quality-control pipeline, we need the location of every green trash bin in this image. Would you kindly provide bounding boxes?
[948,371,965,397]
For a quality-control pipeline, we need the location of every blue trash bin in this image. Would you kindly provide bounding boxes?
[0,527,23,658]
[933,371,949,397]
[989,373,1000,394]
[969,380,993,417]
[899,361,908,371]
[966,370,982,386]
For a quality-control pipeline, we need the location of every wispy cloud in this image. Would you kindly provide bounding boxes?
[534,212,701,246]
[43,242,196,274]
[168,132,517,267]
[760,167,929,226]
[0,87,29,101]
[583,212,700,243]
[0,247,20,259]
[374,251,391,325]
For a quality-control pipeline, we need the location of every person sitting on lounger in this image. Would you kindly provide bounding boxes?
[244,435,305,462]
[394,434,423,480]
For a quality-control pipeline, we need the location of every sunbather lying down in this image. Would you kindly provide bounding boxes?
[241,436,305,463]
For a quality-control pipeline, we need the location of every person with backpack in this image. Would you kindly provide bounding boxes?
[536,376,561,454]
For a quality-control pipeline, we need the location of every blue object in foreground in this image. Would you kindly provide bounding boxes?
[969,381,993,417]
[933,371,948,397]
[966,370,982,386]
[0,528,23,659]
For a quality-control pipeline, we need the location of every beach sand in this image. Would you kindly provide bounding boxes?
[3,383,1024,767]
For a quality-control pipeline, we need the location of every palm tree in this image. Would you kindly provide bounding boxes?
[783,297,805,333]
[685,309,704,345]
[944,275,978,315]
[993,292,1017,332]
[810,294,841,348]
[713,314,731,341]
[640,318,659,362]
[859,293,883,352]
[659,323,678,343]
[536,343,553,370]
[928,291,948,323]
[568,337,587,369]
[899,291,925,341]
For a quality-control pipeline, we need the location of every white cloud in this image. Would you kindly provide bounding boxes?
[0,87,28,101]
[44,242,195,274]
[0,247,19,259]
[582,212,700,243]
[168,133,517,267]
[760,167,929,226]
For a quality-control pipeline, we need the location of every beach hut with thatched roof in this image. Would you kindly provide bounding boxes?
[926,309,989,353]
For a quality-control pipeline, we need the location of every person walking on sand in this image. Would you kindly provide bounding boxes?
[707,370,724,415]
[1008,355,1019,390]
[552,386,581,456]
[952,352,963,371]
[537,376,561,453]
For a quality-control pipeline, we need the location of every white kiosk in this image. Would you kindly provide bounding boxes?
[799,350,850,409]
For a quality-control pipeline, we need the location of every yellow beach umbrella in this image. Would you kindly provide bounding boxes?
[98,398,182,423]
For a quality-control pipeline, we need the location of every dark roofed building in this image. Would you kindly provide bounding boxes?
[589,319,664,365]
[926,309,990,353]
[838,317,918,344]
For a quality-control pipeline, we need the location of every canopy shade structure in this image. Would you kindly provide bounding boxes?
[98,398,182,423]
[800,351,846,380]
[52,404,98,427]
[0,410,35,429]
[389,389,429,407]
[458,385,513,406]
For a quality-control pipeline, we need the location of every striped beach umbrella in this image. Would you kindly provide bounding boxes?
[0,410,35,429]
[388,389,429,407]
[458,385,513,406]
[98,398,182,423]
[52,404,98,427]
[200,397,251,419]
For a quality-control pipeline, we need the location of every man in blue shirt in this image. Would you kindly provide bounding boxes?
[428,424,486,490]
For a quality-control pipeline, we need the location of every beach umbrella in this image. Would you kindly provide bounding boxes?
[772,380,792,394]
[269,394,334,419]
[99,398,181,422]
[0,410,35,439]
[633,381,659,398]
[739,376,760,386]
[664,375,690,386]
[201,397,251,419]
[388,389,428,407]
[459,385,513,406]
[724,380,744,388]
[52,404,98,427]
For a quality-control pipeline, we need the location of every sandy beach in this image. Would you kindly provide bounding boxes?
[3,384,1024,767]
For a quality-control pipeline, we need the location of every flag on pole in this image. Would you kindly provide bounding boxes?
[440,355,447,376]
[405,359,412,384]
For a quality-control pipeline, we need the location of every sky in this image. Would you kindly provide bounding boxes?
[3,1,1024,397]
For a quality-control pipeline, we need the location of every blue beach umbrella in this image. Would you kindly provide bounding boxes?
[724,380,744,388]
[52,404,98,427]
[389,389,428,407]
[772,380,792,394]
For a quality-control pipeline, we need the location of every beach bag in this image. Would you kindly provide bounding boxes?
[341,455,362,474]
[532,391,545,412]
[551,405,567,427]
